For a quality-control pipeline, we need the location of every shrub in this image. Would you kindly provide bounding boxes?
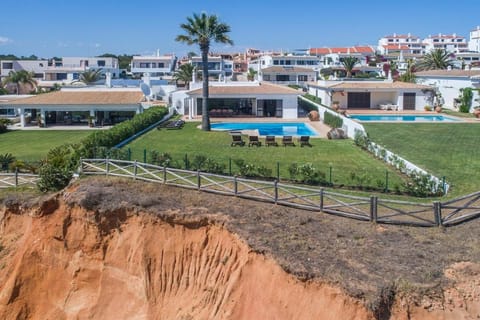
[354,130,371,150]
[191,154,207,171]
[257,165,273,178]
[0,153,15,171]
[234,159,256,177]
[298,95,320,114]
[459,87,473,113]
[324,112,343,128]
[288,163,299,180]
[404,171,443,197]
[37,144,79,192]
[0,119,12,133]
[204,158,225,174]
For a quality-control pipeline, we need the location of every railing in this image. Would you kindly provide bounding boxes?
[80,159,480,227]
[0,171,39,189]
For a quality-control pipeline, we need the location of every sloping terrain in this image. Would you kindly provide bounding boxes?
[1,177,480,319]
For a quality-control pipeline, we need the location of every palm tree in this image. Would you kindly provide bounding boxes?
[416,49,453,71]
[74,69,103,85]
[2,70,37,94]
[176,12,233,131]
[173,63,195,89]
[341,56,359,78]
[247,68,257,81]
[398,59,416,83]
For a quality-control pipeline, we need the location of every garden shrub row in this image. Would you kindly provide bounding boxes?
[324,111,343,128]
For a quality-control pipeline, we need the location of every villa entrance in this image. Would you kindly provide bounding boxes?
[348,92,371,109]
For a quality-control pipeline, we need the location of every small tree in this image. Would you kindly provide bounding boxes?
[458,87,473,113]
[341,56,359,78]
[247,67,257,81]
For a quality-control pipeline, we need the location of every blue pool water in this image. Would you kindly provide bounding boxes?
[211,122,319,136]
[349,114,460,122]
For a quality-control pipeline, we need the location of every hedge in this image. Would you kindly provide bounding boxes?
[324,111,343,128]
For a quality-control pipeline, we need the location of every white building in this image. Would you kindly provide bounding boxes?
[248,55,322,73]
[423,33,468,53]
[131,53,177,78]
[309,46,375,66]
[189,56,233,78]
[469,26,480,52]
[0,60,49,79]
[308,80,433,111]
[260,66,317,86]
[172,81,301,119]
[377,33,426,55]
[415,70,480,111]
[44,56,120,82]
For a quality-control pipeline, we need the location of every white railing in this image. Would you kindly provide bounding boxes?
[0,172,39,189]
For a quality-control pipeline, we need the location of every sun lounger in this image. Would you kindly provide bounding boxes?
[166,119,185,130]
[282,136,295,147]
[248,135,262,147]
[265,135,278,147]
[299,136,312,147]
[231,135,245,146]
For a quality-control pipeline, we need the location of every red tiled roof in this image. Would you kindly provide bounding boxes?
[309,46,374,55]
[383,45,410,50]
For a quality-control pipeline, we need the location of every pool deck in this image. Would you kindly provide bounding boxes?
[183,116,331,138]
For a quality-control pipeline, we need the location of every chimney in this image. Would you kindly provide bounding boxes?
[105,72,112,88]
[156,49,160,57]
[408,32,411,37]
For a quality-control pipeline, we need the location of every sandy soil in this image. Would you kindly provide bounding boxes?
[1,177,480,319]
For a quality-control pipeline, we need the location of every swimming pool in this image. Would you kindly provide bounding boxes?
[211,122,319,136]
[349,114,460,122]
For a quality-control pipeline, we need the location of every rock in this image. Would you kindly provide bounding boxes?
[327,128,346,139]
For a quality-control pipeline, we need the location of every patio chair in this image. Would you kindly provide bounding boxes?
[231,135,245,147]
[265,135,278,147]
[248,135,262,147]
[282,136,295,147]
[299,136,312,147]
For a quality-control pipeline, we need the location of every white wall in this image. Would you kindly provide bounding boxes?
[417,76,479,110]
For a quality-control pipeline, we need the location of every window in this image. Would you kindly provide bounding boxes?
[139,63,150,68]
[298,75,308,81]
[151,63,156,68]
[158,63,164,68]
[2,62,13,69]
[97,60,106,67]
[263,75,271,81]
[273,60,279,65]
[285,60,291,65]
[276,75,289,81]
[297,60,305,65]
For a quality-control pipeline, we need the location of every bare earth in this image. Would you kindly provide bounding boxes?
[1,177,480,319]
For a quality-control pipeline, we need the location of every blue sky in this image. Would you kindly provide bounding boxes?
[1,0,479,58]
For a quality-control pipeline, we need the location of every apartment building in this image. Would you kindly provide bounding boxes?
[423,33,468,53]
[0,60,49,79]
[469,26,480,52]
[377,33,426,55]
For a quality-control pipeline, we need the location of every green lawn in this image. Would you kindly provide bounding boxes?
[364,123,480,197]
[0,130,91,161]
[125,122,407,191]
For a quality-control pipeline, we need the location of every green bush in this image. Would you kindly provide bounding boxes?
[459,87,473,113]
[324,112,343,128]
[298,95,320,114]
[38,144,79,192]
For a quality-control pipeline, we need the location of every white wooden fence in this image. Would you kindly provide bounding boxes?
[0,172,39,189]
[80,159,480,227]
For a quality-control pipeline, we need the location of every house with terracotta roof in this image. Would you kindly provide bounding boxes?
[248,55,322,73]
[0,88,145,127]
[377,33,426,55]
[172,81,301,119]
[308,46,375,67]
[415,70,480,110]
[307,80,433,111]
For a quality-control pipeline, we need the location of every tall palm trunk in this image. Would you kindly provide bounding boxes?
[201,44,210,131]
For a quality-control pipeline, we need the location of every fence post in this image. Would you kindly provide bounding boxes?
[106,158,110,176]
[276,162,280,180]
[433,201,442,227]
[197,170,201,190]
[229,158,232,176]
[319,187,324,211]
[15,168,18,189]
[370,196,378,223]
[234,175,238,195]
[163,166,167,184]
[79,157,83,175]
[274,180,278,204]
[128,148,131,161]
[133,160,137,180]
[385,170,389,192]
[143,149,147,163]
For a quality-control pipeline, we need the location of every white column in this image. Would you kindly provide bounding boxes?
[18,108,25,127]
[40,109,46,127]
[136,106,142,114]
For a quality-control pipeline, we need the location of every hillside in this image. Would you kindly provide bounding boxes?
[1,177,480,319]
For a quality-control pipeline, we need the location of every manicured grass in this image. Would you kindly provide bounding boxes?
[364,123,480,197]
[0,130,91,161]
[125,122,407,191]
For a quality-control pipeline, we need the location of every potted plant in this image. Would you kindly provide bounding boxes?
[332,101,340,111]
[473,107,480,118]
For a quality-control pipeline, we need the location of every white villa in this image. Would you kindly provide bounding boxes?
[469,26,480,52]
[1,60,49,80]
[415,70,480,110]
[260,66,317,86]
[189,56,233,78]
[308,80,433,111]
[1,87,145,127]
[130,53,177,78]
[248,55,322,72]
[172,81,301,119]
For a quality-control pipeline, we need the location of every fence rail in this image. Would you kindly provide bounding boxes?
[0,172,39,189]
[79,158,480,227]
